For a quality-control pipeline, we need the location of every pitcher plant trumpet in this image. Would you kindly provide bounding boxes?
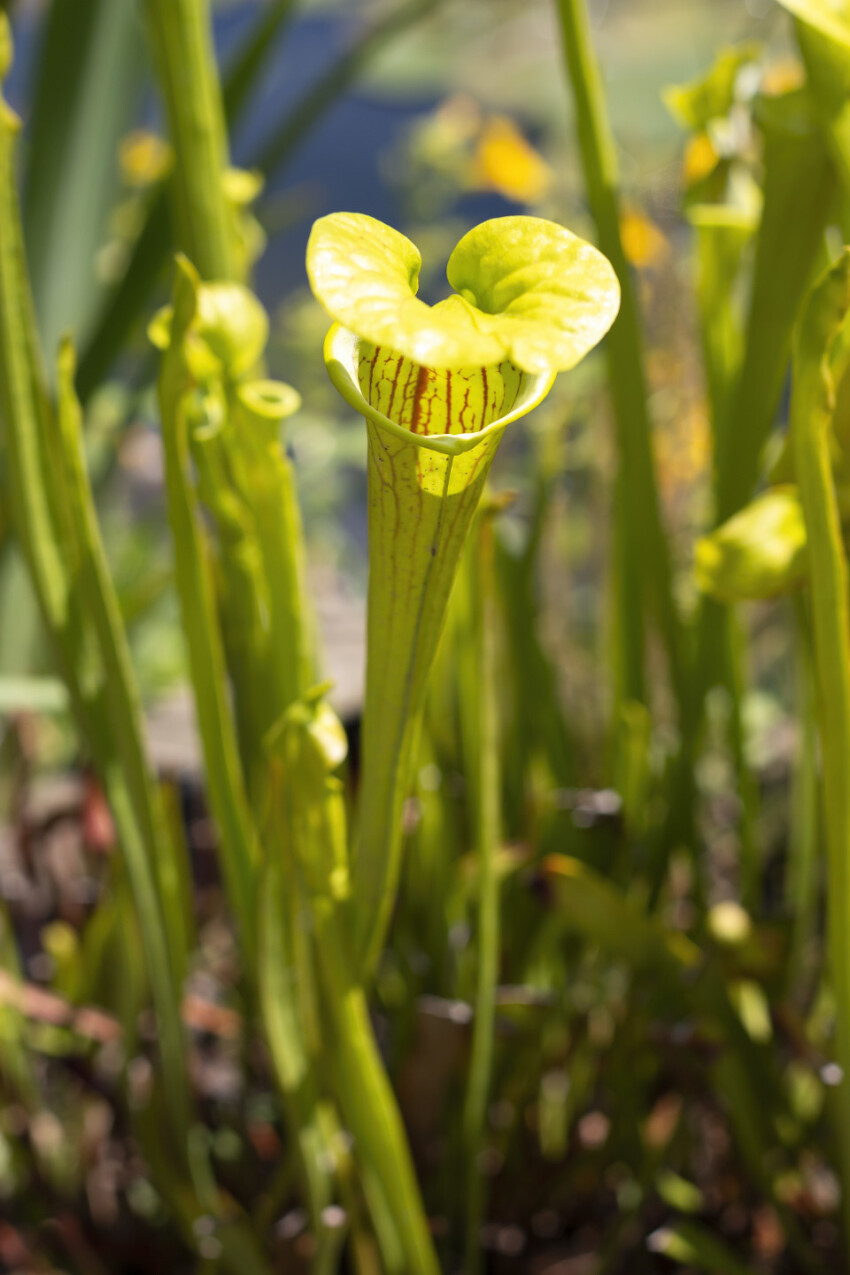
[307,212,620,976]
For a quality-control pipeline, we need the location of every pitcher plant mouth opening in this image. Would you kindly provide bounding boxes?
[324,322,556,456]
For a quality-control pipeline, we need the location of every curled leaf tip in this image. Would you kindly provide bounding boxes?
[150,267,269,379]
[223,166,264,207]
[237,379,301,424]
[267,692,348,772]
[194,283,268,377]
[173,252,200,288]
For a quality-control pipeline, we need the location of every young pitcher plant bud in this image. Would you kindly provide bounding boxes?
[695,486,810,603]
[307,212,620,975]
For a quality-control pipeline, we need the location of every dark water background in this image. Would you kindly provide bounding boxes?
[6,1,512,318]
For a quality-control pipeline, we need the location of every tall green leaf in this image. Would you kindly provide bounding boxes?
[791,249,850,1262]
[24,0,145,355]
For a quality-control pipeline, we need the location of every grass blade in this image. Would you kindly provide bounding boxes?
[459,515,502,1274]
[23,0,145,356]
[54,339,192,992]
[716,90,835,523]
[555,0,687,721]
[0,18,191,1142]
[156,260,258,947]
[257,843,338,1235]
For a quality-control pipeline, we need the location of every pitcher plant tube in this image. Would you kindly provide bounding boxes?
[307,212,620,976]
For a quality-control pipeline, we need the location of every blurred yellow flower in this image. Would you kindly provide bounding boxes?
[761,57,805,96]
[471,115,552,204]
[682,131,719,185]
[620,206,670,270]
[223,167,264,207]
[119,129,172,187]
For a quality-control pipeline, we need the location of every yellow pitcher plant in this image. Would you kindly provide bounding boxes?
[307,211,620,975]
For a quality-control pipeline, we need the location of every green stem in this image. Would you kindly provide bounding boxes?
[313,892,440,1275]
[189,420,275,802]
[102,761,191,1143]
[54,341,192,991]
[787,596,820,993]
[716,93,834,524]
[356,419,504,980]
[460,517,501,1273]
[689,90,835,767]
[144,0,236,280]
[723,613,760,911]
[157,263,258,950]
[231,389,313,713]
[554,0,686,721]
[160,264,339,1245]
[791,249,850,1261]
[257,842,338,1235]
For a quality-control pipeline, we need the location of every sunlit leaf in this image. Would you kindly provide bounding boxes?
[307,212,620,374]
[777,0,850,49]
[778,0,850,196]
[656,1170,704,1214]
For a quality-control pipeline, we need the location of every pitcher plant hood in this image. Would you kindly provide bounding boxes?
[307,212,620,453]
[307,211,620,374]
